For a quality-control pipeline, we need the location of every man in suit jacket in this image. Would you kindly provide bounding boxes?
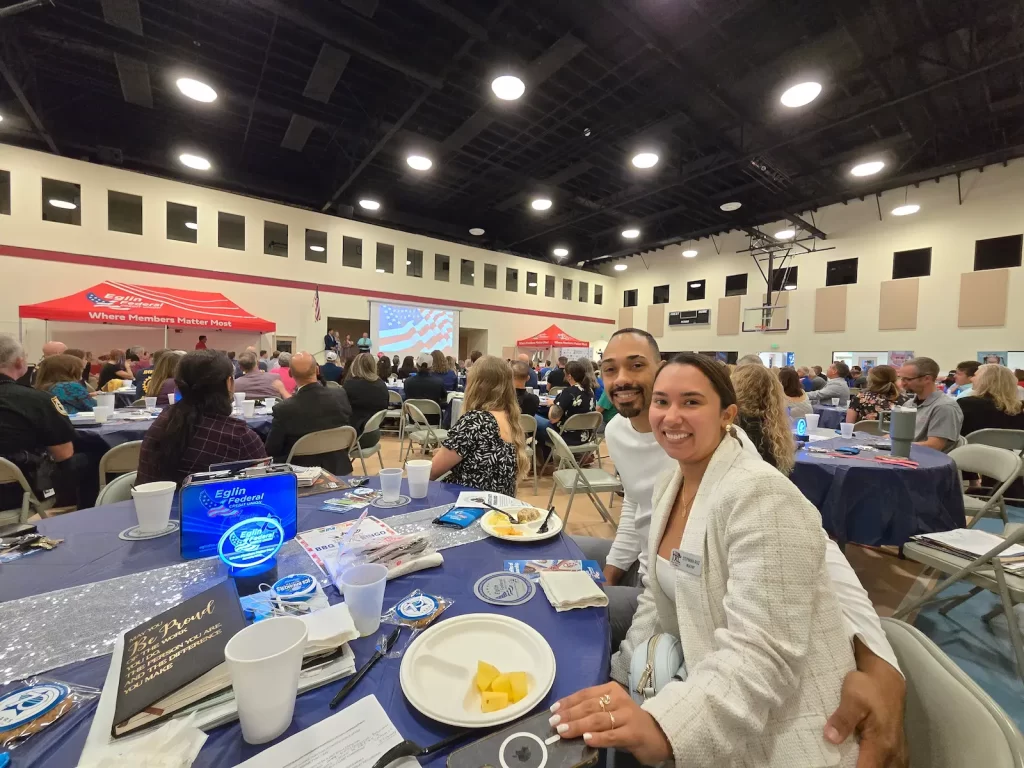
[265,352,354,475]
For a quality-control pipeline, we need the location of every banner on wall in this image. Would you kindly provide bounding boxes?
[977,351,1009,365]
[558,347,592,362]
[888,351,914,369]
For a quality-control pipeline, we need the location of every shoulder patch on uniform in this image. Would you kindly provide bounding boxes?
[51,396,68,417]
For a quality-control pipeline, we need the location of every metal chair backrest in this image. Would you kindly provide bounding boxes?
[949,444,1023,486]
[98,440,143,489]
[325,380,342,389]
[131,398,146,407]
[286,425,358,462]
[405,398,442,419]
[546,427,582,470]
[519,413,537,438]
[853,419,885,436]
[0,456,33,496]
[559,411,603,440]
[95,471,137,506]
[548,386,565,396]
[881,617,1024,768]
[388,390,404,407]
[967,429,1024,456]
[362,409,389,435]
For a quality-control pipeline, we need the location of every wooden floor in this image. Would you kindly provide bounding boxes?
[360,434,932,613]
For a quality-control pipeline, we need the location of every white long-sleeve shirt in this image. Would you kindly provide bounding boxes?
[603,415,901,674]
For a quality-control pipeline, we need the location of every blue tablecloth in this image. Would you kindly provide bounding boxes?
[791,437,965,546]
[812,404,846,429]
[2,478,609,768]
[74,414,274,455]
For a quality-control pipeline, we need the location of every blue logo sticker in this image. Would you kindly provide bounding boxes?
[273,573,316,600]
[0,683,69,732]
[218,516,285,569]
[795,418,807,437]
[396,593,440,621]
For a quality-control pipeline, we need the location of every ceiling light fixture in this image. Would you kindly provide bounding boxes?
[621,228,640,239]
[553,247,569,257]
[851,160,885,177]
[406,259,412,265]
[176,77,217,103]
[784,284,797,291]
[179,153,211,171]
[491,75,525,100]
[359,199,381,211]
[891,204,920,216]
[47,199,77,210]
[406,154,432,171]
[0,114,4,123]
[469,228,485,236]
[614,264,627,271]
[309,245,325,252]
[631,152,659,169]
[376,268,385,273]
[720,201,742,211]
[531,198,552,211]
[528,282,538,287]
[780,81,821,108]
[689,282,702,288]
[185,221,198,230]
[682,249,698,258]
[774,229,795,240]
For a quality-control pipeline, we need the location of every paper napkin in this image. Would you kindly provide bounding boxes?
[538,570,609,612]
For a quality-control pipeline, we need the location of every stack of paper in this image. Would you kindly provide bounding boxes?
[911,529,1024,572]
[454,491,529,509]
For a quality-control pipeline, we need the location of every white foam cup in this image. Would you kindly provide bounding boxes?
[805,413,820,430]
[405,460,431,499]
[144,397,157,409]
[831,397,840,406]
[263,397,276,409]
[840,422,855,438]
[379,468,403,502]
[224,616,308,744]
[93,405,113,423]
[130,481,175,533]
[340,564,388,637]
[241,400,256,418]
[234,392,246,407]
[95,392,115,409]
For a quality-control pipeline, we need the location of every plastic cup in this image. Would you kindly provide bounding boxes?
[341,563,388,637]
[234,392,246,407]
[241,400,256,418]
[131,481,175,532]
[93,405,113,424]
[95,392,115,409]
[263,397,276,409]
[831,397,840,406]
[805,413,820,430]
[144,397,157,409]
[840,422,855,438]
[224,616,308,744]
[379,468,403,502]
[167,392,177,405]
[406,459,431,499]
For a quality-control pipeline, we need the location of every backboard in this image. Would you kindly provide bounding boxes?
[742,304,789,332]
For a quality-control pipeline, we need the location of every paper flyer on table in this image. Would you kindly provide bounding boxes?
[455,491,529,509]
[231,694,417,768]
[296,518,398,576]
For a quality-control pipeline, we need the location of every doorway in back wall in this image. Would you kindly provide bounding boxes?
[460,328,488,360]
[327,316,370,360]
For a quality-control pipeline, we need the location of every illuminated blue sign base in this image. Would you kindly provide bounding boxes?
[231,558,279,597]
[218,516,286,597]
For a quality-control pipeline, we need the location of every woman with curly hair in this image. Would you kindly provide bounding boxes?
[731,363,795,474]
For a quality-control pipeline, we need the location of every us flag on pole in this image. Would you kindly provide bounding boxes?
[379,306,453,354]
[313,286,321,322]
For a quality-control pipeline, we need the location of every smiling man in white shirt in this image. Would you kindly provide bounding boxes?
[573,328,907,764]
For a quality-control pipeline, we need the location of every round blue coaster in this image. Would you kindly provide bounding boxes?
[474,572,536,607]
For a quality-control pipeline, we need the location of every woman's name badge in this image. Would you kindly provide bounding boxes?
[670,549,702,577]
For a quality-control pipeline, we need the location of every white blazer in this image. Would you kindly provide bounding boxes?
[611,433,858,768]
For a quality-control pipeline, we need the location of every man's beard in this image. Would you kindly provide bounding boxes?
[611,386,646,418]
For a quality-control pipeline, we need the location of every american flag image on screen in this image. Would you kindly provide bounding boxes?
[378,305,454,354]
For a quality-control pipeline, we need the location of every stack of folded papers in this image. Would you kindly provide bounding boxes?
[911,529,1024,573]
[538,570,609,611]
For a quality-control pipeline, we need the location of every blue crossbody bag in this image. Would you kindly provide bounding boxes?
[627,633,687,705]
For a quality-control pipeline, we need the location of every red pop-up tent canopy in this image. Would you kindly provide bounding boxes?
[516,324,589,348]
[19,281,275,332]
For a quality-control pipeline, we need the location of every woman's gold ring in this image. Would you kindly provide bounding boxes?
[598,694,612,711]
[608,712,616,728]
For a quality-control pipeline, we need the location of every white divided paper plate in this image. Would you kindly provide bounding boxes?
[69,413,96,424]
[480,508,562,542]
[400,613,556,727]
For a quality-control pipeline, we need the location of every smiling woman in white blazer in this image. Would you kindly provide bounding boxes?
[551,353,858,767]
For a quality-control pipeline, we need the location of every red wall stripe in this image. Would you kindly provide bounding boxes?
[0,243,615,325]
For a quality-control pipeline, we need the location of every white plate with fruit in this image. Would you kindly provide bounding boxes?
[480,507,563,542]
[399,613,556,727]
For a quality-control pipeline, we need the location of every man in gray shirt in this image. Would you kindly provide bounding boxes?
[807,361,852,406]
[897,356,963,451]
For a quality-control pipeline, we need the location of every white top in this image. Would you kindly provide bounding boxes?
[603,416,902,676]
[655,555,675,597]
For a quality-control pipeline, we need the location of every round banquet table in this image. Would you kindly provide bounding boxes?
[0,477,610,768]
[811,404,847,429]
[791,435,965,546]
[73,412,274,455]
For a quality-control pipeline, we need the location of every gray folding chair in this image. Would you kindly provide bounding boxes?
[947,444,1023,527]
[548,386,565,397]
[401,402,448,462]
[130,398,146,407]
[95,471,137,506]
[853,419,885,436]
[0,457,54,524]
[381,389,404,437]
[895,516,1024,681]
[349,410,388,474]
[519,413,539,494]
[968,429,1024,502]
[881,618,1024,767]
[541,412,603,474]
[98,440,143,491]
[286,425,358,468]
[324,380,342,389]
[545,428,620,529]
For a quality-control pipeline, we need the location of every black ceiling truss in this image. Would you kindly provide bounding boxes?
[0,0,1022,269]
